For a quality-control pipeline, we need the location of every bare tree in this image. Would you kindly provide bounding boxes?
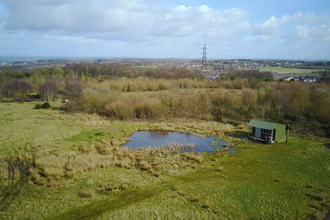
[65,79,82,98]
[7,80,31,94]
[39,79,58,102]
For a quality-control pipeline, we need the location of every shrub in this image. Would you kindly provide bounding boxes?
[42,102,51,109]
[135,98,163,119]
[147,81,159,91]
[81,89,101,113]
[104,98,136,119]
[34,102,51,109]
[228,120,241,126]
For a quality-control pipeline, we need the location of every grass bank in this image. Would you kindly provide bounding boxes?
[0,102,329,219]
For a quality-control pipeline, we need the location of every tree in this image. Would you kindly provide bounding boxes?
[39,80,58,102]
[1,67,25,79]
[30,67,50,85]
[51,67,64,78]
[65,79,82,98]
[7,79,31,94]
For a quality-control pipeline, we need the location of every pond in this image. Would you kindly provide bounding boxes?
[123,131,232,153]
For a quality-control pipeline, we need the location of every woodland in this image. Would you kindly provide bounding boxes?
[1,63,329,137]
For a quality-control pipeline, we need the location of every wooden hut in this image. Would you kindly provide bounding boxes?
[248,119,286,142]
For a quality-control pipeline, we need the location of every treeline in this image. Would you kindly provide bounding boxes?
[64,64,205,80]
[0,65,272,102]
[0,65,205,102]
[220,70,273,81]
[0,64,204,82]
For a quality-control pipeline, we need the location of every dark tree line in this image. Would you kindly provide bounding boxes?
[220,70,273,80]
[63,64,204,80]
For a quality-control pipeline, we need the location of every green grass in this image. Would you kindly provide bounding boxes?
[41,138,330,220]
[0,102,329,219]
[132,66,158,70]
[259,66,325,74]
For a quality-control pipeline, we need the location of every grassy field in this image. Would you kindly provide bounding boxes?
[259,66,324,74]
[132,66,158,70]
[0,102,329,219]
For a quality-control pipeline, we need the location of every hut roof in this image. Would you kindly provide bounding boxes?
[248,119,277,130]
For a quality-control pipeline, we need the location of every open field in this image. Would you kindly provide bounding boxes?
[259,66,325,74]
[132,66,158,70]
[0,102,329,219]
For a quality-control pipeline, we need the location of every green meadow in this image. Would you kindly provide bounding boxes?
[259,66,324,74]
[132,66,157,70]
[0,102,329,219]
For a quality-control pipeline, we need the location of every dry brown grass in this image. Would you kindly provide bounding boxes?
[191,196,201,203]
[139,160,152,171]
[151,171,161,177]
[79,189,94,198]
[201,201,212,209]
[0,159,8,180]
[1,109,233,187]
[181,152,203,163]
[177,190,188,196]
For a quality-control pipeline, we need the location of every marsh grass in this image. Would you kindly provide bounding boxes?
[28,139,207,185]
[1,102,330,219]
[79,189,95,198]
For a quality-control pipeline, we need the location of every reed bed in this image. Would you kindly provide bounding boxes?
[139,142,197,154]
[22,140,207,186]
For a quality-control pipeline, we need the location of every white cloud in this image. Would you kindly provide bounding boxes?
[251,12,330,36]
[1,0,252,41]
[295,25,310,40]
[0,0,329,59]
[3,0,152,37]
[281,23,330,44]
[151,5,249,39]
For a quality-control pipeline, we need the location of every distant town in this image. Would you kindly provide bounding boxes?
[1,57,330,81]
[1,57,329,69]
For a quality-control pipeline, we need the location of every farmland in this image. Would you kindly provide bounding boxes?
[259,66,325,75]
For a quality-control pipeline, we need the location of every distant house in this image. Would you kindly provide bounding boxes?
[304,78,316,82]
[285,76,295,81]
[248,119,286,142]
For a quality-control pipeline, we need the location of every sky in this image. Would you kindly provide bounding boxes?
[0,0,329,60]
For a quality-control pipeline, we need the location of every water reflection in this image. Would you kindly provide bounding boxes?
[148,131,170,139]
[123,131,230,153]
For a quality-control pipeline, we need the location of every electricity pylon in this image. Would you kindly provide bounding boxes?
[201,44,208,74]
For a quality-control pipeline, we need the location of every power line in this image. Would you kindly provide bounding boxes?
[201,44,208,73]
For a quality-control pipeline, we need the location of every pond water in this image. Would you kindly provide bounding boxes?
[123,131,231,153]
